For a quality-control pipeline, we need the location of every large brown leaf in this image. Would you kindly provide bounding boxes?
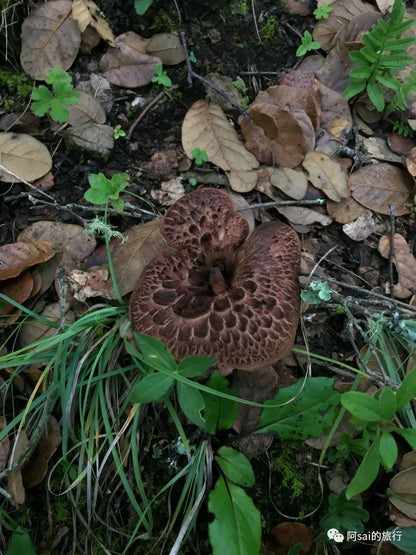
[20,0,81,79]
[0,241,55,281]
[302,151,349,202]
[378,234,416,298]
[0,133,52,183]
[182,100,259,189]
[67,90,106,126]
[99,32,159,88]
[350,163,414,216]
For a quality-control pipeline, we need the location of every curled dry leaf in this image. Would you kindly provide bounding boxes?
[378,234,416,299]
[182,100,259,190]
[239,105,315,168]
[317,81,353,143]
[0,241,55,281]
[72,0,116,46]
[146,33,186,65]
[0,133,52,183]
[22,416,61,489]
[302,151,349,202]
[99,32,159,88]
[312,0,378,52]
[67,90,106,126]
[0,272,34,325]
[20,0,81,79]
[350,163,414,216]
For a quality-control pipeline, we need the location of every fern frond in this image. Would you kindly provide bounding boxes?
[343,0,416,112]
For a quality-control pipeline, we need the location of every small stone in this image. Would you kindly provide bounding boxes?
[64,123,114,162]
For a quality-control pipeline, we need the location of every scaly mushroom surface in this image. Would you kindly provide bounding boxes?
[129,188,301,375]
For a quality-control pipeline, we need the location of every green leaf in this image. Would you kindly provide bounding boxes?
[50,101,70,123]
[208,477,261,555]
[379,431,397,469]
[110,197,125,213]
[135,334,177,372]
[177,355,217,377]
[258,377,341,439]
[84,188,109,205]
[345,440,380,499]
[378,387,397,421]
[396,369,416,409]
[6,528,37,555]
[215,446,255,487]
[45,67,72,85]
[320,490,369,536]
[341,391,383,422]
[177,381,205,428]
[343,80,367,99]
[129,373,174,403]
[388,526,416,553]
[396,428,416,450]
[134,0,153,15]
[367,80,385,111]
[202,372,239,434]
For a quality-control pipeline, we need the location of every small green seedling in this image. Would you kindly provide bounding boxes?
[189,177,197,186]
[232,76,249,109]
[392,120,415,137]
[191,146,208,165]
[189,51,197,63]
[84,172,130,213]
[313,5,332,19]
[301,280,332,304]
[134,0,153,15]
[31,67,79,123]
[151,63,172,88]
[296,30,320,57]
[113,124,126,139]
[341,368,416,498]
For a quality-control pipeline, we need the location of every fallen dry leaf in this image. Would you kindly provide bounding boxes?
[312,0,378,52]
[0,241,55,281]
[22,416,61,489]
[269,522,313,554]
[389,466,416,520]
[150,177,186,205]
[270,167,308,200]
[276,205,333,226]
[146,33,185,65]
[405,146,416,178]
[315,42,362,94]
[0,133,52,183]
[317,81,353,142]
[67,268,109,301]
[350,163,414,216]
[378,233,416,298]
[302,151,349,201]
[18,303,75,348]
[182,100,259,185]
[7,432,28,506]
[0,417,11,473]
[343,209,383,241]
[20,0,81,79]
[99,32,159,88]
[72,0,116,46]
[0,272,34,325]
[67,90,106,126]
[239,105,315,168]
[327,195,365,223]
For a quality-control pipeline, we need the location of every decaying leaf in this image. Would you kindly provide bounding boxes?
[276,205,333,226]
[20,0,81,79]
[0,417,11,474]
[146,33,185,65]
[0,241,55,281]
[67,90,106,126]
[22,416,62,489]
[99,32,159,88]
[72,0,116,46]
[7,432,28,506]
[327,196,365,223]
[0,133,52,183]
[342,209,383,241]
[389,467,416,521]
[315,42,362,93]
[0,272,34,325]
[182,100,259,188]
[350,163,414,216]
[18,221,96,266]
[150,177,186,205]
[312,0,378,52]
[378,234,416,298]
[67,268,109,301]
[270,167,308,200]
[317,81,353,143]
[18,303,75,348]
[302,151,349,201]
[269,522,314,554]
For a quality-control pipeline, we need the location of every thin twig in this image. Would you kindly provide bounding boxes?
[127,85,178,140]
[234,199,326,212]
[180,31,193,86]
[389,204,396,299]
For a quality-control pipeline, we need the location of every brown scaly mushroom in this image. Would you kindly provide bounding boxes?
[129,188,301,375]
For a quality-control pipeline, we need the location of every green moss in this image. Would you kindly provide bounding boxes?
[259,15,282,42]
[150,10,177,32]
[0,70,32,97]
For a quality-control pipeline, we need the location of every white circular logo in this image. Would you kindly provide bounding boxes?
[327,528,345,543]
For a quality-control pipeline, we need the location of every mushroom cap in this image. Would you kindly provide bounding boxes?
[129,188,301,375]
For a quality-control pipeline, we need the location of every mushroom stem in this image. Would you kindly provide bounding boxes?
[209,266,228,295]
